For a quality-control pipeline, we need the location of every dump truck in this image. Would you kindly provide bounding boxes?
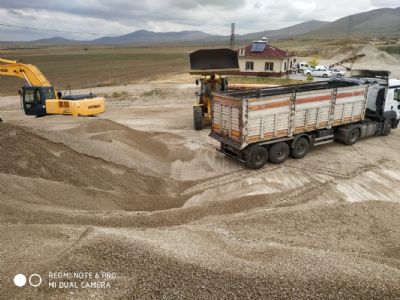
[189,49,240,130]
[210,70,400,169]
[0,57,105,117]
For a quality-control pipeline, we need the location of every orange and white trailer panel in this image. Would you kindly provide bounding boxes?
[211,83,369,150]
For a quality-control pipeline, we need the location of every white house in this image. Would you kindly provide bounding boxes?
[238,38,297,77]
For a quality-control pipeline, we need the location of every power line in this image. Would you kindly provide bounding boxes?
[0,22,117,36]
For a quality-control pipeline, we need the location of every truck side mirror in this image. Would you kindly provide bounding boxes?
[195,79,199,86]
[57,91,62,99]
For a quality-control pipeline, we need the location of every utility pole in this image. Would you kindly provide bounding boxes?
[230,23,235,49]
[347,16,352,40]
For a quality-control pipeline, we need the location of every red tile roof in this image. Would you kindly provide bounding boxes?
[241,44,295,58]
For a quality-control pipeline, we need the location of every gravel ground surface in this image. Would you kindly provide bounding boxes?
[1,56,400,299]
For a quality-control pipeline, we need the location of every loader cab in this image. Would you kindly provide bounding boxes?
[21,86,55,116]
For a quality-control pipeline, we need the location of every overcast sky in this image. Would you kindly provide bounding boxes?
[0,0,398,41]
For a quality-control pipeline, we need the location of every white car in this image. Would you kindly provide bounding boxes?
[305,66,332,78]
[330,68,346,77]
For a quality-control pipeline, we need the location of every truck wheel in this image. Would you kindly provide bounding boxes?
[382,120,392,136]
[306,72,311,76]
[193,106,203,130]
[269,142,289,164]
[245,145,268,169]
[344,128,359,145]
[323,74,328,78]
[290,137,309,159]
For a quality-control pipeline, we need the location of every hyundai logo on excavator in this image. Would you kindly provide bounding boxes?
[0,68,8,72]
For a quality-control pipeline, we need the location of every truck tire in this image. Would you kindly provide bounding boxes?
[290,137,309,159]
[344,127,359,145]
[193,106,203,130]
[269,142,289,164]
[382,120,392,136]
[323,74,328,78]
[306,72,311,76]
[245,145,268,169]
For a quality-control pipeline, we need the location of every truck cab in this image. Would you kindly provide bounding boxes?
[385,79,400,127]
[355,70,400,128]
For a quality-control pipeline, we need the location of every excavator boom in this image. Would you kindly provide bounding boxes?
[0,58,51,86]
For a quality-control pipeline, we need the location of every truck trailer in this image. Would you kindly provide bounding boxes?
[210,70,400,169]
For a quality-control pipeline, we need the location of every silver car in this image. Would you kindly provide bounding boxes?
[330,68,346,77]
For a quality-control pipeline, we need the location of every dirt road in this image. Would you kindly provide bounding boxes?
[1,82,400,299]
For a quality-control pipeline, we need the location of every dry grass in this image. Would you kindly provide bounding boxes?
[140,88,164,97]
[0,45,191,95]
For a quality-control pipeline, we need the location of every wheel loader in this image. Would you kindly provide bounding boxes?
[0,57,105,117]
[189,49,240,130]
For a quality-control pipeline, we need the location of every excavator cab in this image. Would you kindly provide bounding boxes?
[21,86,55,116]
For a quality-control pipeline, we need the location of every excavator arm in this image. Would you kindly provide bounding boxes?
[0,58,51,87]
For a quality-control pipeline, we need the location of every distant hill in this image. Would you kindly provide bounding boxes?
[91,30,216,44]
[239,20,329,41]
[27,7,400,45]
[305,7,400,38]
[30,36,79,44]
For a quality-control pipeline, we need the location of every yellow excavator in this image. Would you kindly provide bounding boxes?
[0,57,105,117]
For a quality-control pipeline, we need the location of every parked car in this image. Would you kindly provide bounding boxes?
[305,66,332,78]
[330,68,346,77]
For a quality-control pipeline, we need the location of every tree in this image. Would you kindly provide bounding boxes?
[308,57,319,68]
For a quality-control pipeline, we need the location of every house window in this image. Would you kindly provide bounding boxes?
[245,61,254,70]
[264,62,274,71]
[239,48,245,56]
[284,62,287,71]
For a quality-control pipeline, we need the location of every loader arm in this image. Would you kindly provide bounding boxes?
[0,58,51,87]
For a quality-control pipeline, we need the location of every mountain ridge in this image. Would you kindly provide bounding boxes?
[27,7,400,45]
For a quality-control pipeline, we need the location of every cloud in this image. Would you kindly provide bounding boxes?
[0,0,398,41]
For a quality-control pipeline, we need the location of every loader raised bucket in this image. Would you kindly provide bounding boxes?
[189,48,240,75]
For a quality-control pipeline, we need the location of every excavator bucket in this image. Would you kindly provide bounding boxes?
[189,48,240,75]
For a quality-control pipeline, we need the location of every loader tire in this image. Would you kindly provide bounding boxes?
[193,106,203,130]
[245,145,268,169]
[269,142,289,164]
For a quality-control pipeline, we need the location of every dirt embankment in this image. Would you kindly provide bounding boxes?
[0,122,189,213]
[322,44,400,78]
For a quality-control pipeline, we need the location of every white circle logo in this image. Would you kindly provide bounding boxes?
[13,274,27,287]
[29,274,42,287]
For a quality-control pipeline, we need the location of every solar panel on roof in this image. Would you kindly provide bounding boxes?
[250,42,266,52]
